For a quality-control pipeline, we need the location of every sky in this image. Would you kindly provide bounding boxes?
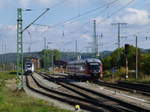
[0,0,150,54]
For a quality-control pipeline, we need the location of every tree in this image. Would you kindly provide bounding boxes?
[141,53,150,74]
[53,49,61,61]
[102,45,141,72]
[111,48,124,67]
[102,56,112,70]
[40,49,61,68]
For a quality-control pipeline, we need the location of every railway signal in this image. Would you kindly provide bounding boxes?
[124,44,130,79]
[125,44,130,55]
[135,35,138,79]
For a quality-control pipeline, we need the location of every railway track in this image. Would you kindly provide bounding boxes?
[58,73,150,96]
[26,73,128,112]
[34,72,150,112]
[94,80,150,96]
[26,75,105,112]
[118,81,150,92]
[54,73,150,96]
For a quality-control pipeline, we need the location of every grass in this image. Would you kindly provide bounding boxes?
[103,70,150,84]
[125,76,150,84]
[0,71,16,80]
[0,71,73,112]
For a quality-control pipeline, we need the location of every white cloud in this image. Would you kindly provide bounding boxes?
[116,8,150,25]
[0,0,132,9]
[1,0,150,53]
[37,0,51,4]
[80,34,92,42]
[19,0,31,7]
[94,8,150,26]
[18,0,57,7]
[18,0,92,8]
[0,25,17,31]
[18,0,122,8]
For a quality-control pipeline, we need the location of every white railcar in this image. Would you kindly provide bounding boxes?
[24,62,34,74]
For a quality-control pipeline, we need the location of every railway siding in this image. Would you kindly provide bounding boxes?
[117,81,150,93]
[36,72,150,112]
[33,73,123,112]
[23,75,75,111]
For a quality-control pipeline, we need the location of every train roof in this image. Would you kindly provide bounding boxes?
[86,58,101,63]
[68,58,102,64]
[25,61,33,64]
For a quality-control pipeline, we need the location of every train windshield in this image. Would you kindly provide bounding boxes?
[26,63,32,67]
[88,63,100,70]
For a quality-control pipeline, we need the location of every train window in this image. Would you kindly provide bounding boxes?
[80,66,85,71]
[26,65,31,67]
[89,63,99,65]
[89,65,100,70]
[25,63,32,67]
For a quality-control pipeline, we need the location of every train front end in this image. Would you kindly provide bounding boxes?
[86,59,102,79]
[24,62,34,74]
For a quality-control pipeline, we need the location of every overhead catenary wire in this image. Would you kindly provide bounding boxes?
[33,0,119,37]
[58,0,133,38]
[76,0,136,52]
[52,0,118,27]
[50,0,68,9]
[31,0,119,48]
[80,0,135,36]
[29,0,136,52]
[34,0,119,29]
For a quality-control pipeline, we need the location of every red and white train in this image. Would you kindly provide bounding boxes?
[66,58,103,79]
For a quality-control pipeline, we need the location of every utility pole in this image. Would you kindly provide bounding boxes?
[4,43,6,71]
[51,50,54,72]
[112,23,127,49]
[44,37,47,70]
[135,35,138,79]
[44,37,47,50]
[112,23,127,68]
[1,39,4,71]
[17,8,23,89]
[27,31,32,55]
[47,41,53,72]
[86,47,89,53]
[93,20,98,58]
[0,35,1,69]
[17,8,49,89]
[97,33,103,57]
[75,40,78,60]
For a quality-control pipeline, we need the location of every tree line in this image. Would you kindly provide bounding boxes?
[102,45,150,76]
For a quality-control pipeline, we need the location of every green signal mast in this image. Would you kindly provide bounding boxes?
[16,8,50,89]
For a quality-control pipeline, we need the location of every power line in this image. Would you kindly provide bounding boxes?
[23,8,50,32]
[34,0,119,28]
[103,0,135,21]
[22,0,68,11]
[50,0,68,9]
[53,0,118,27]
[30,0,135,52]
[32,0,119,45]
[76,0,134,36]
[33,0,120,38]
[57,0,120,35]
